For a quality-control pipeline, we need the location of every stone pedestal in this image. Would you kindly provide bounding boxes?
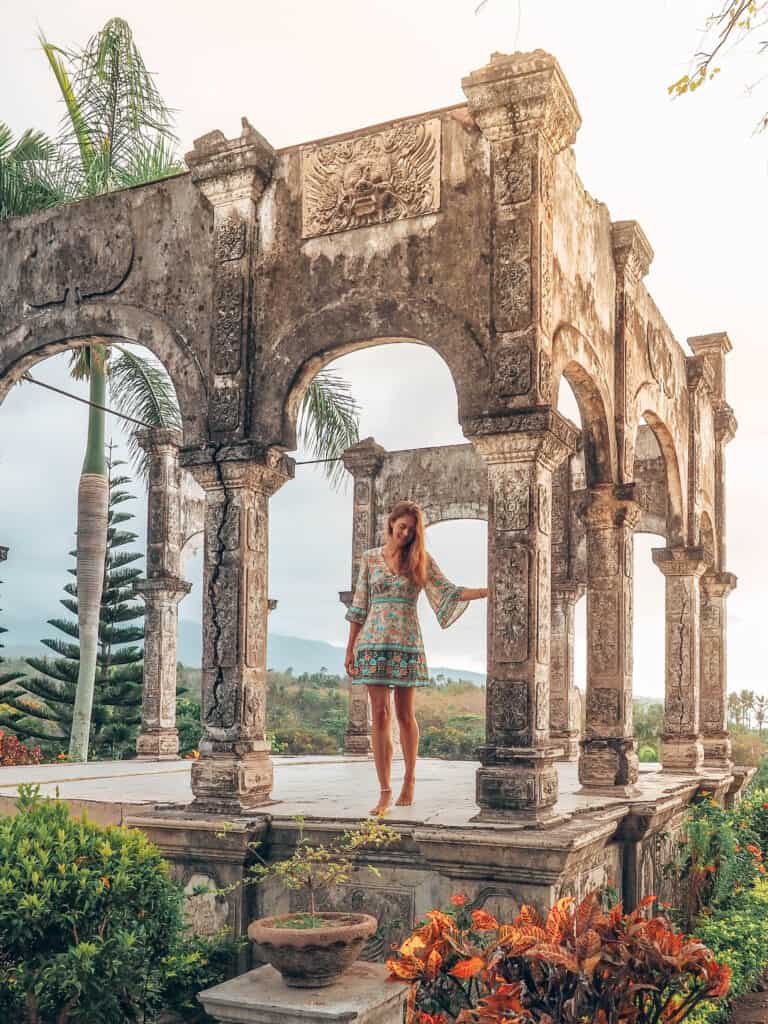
[187,450,293,812]
[699,571,736,769]
[134,428,191,760]
[579,486,640,792]
[550,581,584,761]
[653,546,707,773]
[198,962,409,1024]
[470,412,578,822]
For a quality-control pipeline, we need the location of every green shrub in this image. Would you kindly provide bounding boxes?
[687,878,768,1024]
[0,785,238,1023]
[273,727,337,754]
[638,744,659,763]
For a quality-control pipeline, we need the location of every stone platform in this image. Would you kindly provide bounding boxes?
[0,756,747,969]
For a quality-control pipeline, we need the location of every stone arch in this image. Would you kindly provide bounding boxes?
[635,410,685,546]
[256,294,490,451]
[0,302,208,445]
[552,324,616,486]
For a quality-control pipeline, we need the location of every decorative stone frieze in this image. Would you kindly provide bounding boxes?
[579,485,641,791]
[301,118,441,238]
[469,410,578,821]
[652,546,707,773]
[184,447,294,812]
[134,428,191,760]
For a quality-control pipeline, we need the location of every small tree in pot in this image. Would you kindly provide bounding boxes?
[244,815,399,988]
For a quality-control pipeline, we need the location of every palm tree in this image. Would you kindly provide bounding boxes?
[727,691,741,727]
[740,689,755,730]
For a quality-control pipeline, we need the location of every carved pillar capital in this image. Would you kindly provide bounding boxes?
[186,119,275,205]
[686,354,716,396]
[468,409,579,472]
[551,580,586,606]
[651,545,708,578]
[714,403,738,445]
[700,570,737,598]
[341,437,386,479]
[462,50,581,152]
[135,426,184,453]
[611,220,654,284]
[584,484,642,532]
[186,447,294,499]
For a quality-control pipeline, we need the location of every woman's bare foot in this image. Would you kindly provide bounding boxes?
[370,788,393,816]
[396,778,415,806]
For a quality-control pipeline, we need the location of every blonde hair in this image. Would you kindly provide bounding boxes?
[387,501,428,588]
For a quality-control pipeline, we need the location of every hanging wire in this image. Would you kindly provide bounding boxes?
[22,372,152,428]
[21,373,466,468]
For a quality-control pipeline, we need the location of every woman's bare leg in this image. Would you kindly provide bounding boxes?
[367,686,393,815]
[394,686,419,806]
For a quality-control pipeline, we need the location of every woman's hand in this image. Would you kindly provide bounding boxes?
[345,648,358,677]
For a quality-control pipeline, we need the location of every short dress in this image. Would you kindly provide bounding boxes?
[345,547,469,687]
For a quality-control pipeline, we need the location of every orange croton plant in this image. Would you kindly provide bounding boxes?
[387,891,731,1024]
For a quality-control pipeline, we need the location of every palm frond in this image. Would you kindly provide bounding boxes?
[297,370,360,490]
[108,345,181,479]
[113,135,185,189]
[0,120,72,220]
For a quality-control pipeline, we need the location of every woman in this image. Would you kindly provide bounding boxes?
[344,501,487,816]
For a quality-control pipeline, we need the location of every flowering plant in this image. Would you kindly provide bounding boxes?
[387,890,731,1024]
[0,729,42,766]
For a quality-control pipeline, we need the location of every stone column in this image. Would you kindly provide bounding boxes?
[579,485,641,791]
[134,428,192,760]
[699,571,736,769]
[550,582,584,761]
[186,448,293,813]
[468,411,578,822]
[186,120,274,440]
[652,546,707,773]
[341,439,385,756]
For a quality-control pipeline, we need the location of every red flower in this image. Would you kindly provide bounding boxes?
[450,893,469,907]
[660,900,672,910]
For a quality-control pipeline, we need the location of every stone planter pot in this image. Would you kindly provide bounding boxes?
[248,912,378,988]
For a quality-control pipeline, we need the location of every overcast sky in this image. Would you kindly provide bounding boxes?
[1,0,767,696]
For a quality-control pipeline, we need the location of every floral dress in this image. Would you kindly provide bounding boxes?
[345,547,469,687]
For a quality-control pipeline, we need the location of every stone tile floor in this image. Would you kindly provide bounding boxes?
[0,755,710,828]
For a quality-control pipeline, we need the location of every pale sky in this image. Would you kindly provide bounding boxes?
[1,0,766,696]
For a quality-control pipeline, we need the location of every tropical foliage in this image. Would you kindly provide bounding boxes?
[0,785,238,1023]
[0,122,66,220]
[387,891,731,1024]
[0,450,145,758]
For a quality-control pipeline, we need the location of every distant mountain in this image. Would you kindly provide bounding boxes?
[3,619,487,686]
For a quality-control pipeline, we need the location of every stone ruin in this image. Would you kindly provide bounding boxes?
[0,48,743,941]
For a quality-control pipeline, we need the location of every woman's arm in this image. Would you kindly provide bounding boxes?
[458,587,488,601]
[345,621,362,676]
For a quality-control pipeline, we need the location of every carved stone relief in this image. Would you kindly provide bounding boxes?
[213,269,243,374]
[489,681,529,736]
[494,338,532,396]
[215,212,247,262]
[586,686,620,726]
[537,483,551,535]
[540,221,553,335]
[494,150,533,206]
[536,548,550,663]
[302,118,441,237]
[494,480,530,532]
[183,874,230,936]
[590,591,619,673]
[209,386,241,431]
[538,349,553,401]
[495,545,529,662]
[646,322,676,398]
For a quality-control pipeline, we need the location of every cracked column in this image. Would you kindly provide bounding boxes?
[652,546,707,773]
[550,582,584,761]
[134,428,191,760]
[579,485,641,791]
[340,439,385,755]
[188,449,293,813]
[470,411,579,822]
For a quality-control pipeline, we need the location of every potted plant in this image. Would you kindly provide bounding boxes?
[245,815,399,988]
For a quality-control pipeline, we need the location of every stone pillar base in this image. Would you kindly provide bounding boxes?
[190,749,277,814]
[551,731,580,762]
[702,733,733,770]
[344,731,373,755]
[661,735,704,773]
[473,749,565,825]
[136,728,180,760]
[578,737,639,792]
